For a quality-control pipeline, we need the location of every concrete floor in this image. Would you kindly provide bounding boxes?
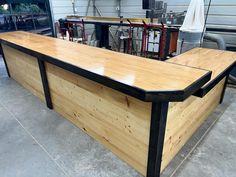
[0,56,235,177]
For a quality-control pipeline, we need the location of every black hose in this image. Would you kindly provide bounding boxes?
[200,0,212,47]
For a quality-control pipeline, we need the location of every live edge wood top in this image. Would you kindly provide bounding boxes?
[0,31,213,102]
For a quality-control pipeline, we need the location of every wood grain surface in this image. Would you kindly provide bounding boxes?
[2,44,45,100]
[0,31,210,94]
[2,45,226,176]
[66,15,159,24]
[162,78,225,171]
[168,47,236,86]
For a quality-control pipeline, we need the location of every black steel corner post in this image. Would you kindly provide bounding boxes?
[146,101,169,177]
[37,58,53,109]
[220,75,229,104]
[0,43,11,78]
[163,28,171,60]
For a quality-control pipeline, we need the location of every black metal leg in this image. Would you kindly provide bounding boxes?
[146,102,169,177]
[0,44,11,77]
[163,29,171,60]
[37,59,53,109]
[95,24,109,49]
[220,75,229,104]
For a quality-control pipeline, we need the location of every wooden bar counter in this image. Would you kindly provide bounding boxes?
[0,31,235,177]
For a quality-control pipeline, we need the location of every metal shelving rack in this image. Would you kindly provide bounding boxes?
[0,0,54,36]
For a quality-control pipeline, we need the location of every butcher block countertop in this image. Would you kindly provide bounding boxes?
[168,48,236,96]
[1,31,235,101]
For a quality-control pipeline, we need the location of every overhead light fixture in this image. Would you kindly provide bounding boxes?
[3,4,9,10]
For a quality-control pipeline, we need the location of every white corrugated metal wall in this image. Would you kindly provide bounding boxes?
[50,0,236,46]
[50,0,236,27]
[165,0,236,27]
[50,0,93,20]
[161,0,236,48]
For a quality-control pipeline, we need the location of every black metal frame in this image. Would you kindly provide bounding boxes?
[206,27,236,33]
[66,19,134,27]
[0,44,11,77]
[95,24,110,49]
[220,75,229,104]
[65,19,179,59]
[194,61,236,98]
[1,33,235,177]
[0,38,212,103]
[147,101,169,177]
[37,59,53,109]
[0,1,54,36]
[163,28,171,60]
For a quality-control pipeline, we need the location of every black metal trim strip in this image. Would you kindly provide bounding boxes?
[145,71,212,102]
[146,102,169,177]
[206,27,236,33]
[220,75,229,104]
[0,43,11,77]
[194,61,236,97]
[0,38,211,102]
[37,59,53,109]
[170,25,236,33]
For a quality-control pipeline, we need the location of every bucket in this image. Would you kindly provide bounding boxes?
[176,31,203,54]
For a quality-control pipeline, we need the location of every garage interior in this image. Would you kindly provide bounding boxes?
[0,1,236,177]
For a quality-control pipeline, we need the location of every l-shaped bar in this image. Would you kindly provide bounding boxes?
[0,31,236,177]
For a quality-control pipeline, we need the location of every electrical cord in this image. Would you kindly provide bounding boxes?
[200,0,212,47]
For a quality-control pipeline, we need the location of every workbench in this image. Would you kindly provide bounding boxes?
[66,16,159,25]
[0,31,235,177]
[65,16,178,59]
